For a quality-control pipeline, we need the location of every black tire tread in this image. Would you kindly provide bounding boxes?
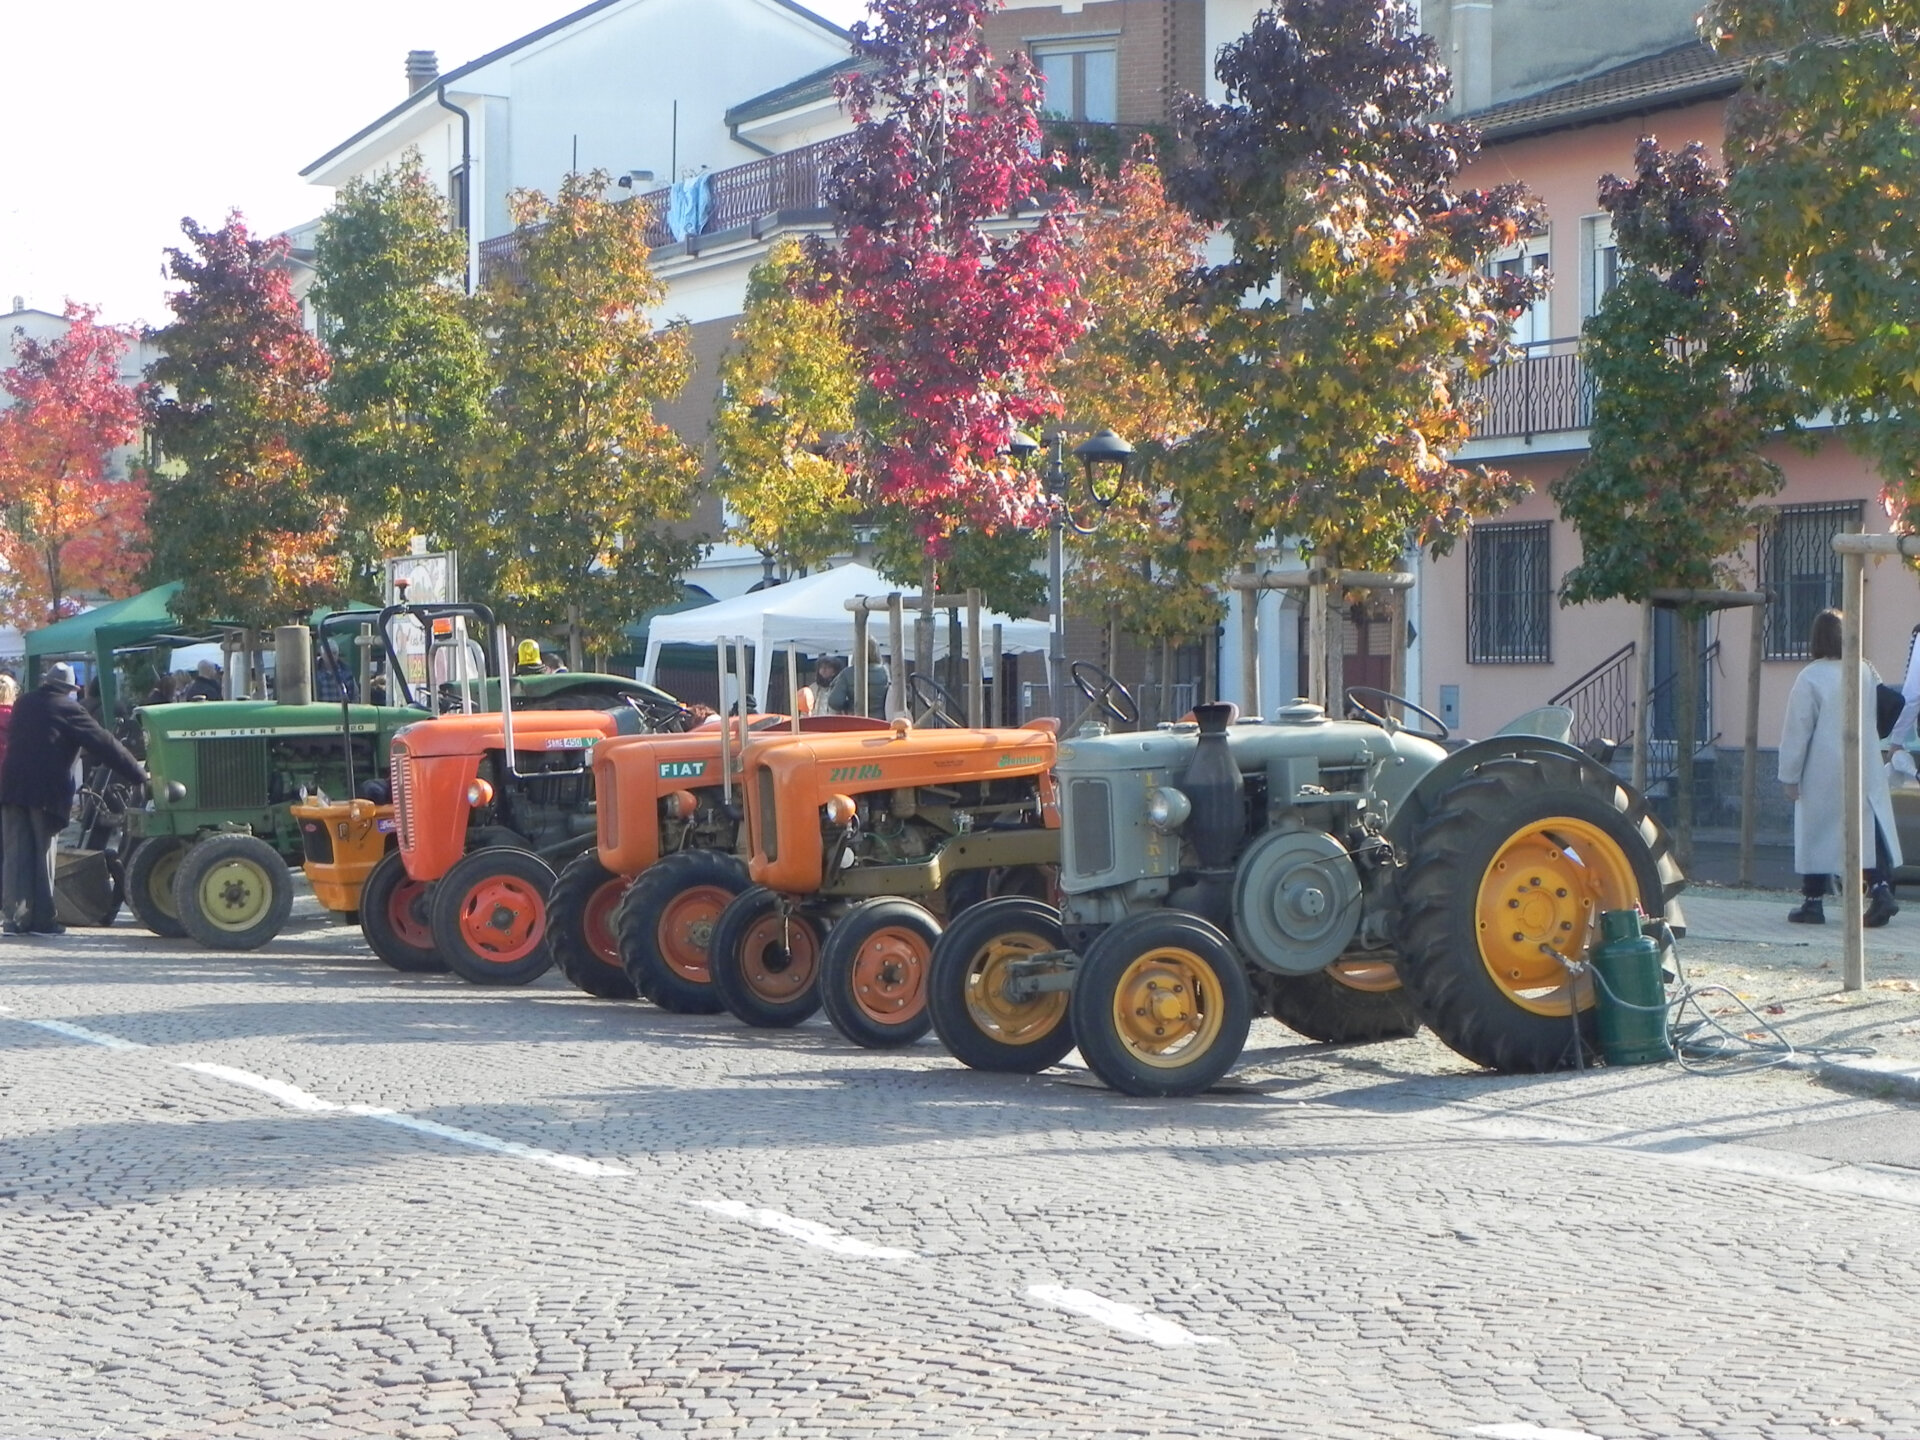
[1260,961,1422,1044]
[359,849,446,972]
[616,849,746,1014]
[708,886,822,1028]
[549,853,636,999]
[125,837,188,939]
[927,896,1076,1073]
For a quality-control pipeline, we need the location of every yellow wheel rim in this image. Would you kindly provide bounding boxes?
[1475,815,1639,1017]
[1109,945,1227,1070]
[196,858,273,932]
[1328,957,1401,994]
[963,930,1068,1045]
[148,847,184,920]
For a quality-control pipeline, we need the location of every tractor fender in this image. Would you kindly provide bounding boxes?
[1384,734,1616,851]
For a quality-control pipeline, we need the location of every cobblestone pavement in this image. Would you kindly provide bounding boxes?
[4,892,1920,1440]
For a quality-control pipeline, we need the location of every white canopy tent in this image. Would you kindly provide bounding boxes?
[638,563,1051,709]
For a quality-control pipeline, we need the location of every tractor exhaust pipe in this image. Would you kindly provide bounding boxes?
[1183,702,1244,870]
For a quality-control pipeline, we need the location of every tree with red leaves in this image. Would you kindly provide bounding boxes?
[144,215,343,631]
[814,0,1082,556]
[0,305,149,627]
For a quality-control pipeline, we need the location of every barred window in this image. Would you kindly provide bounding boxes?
[1761,502,1862,659]
[1468,521,1551,664]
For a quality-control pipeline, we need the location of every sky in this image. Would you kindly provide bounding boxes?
[0,0,870,332]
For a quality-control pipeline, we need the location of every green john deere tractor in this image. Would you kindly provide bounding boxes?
[124,604,681,951]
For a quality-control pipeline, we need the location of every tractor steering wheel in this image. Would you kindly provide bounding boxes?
[1071,661,1140,727]
[1344,685,1449,742]
[908,672,963,728]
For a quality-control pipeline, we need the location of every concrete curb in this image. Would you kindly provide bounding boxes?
[1807,1055,1920,1102]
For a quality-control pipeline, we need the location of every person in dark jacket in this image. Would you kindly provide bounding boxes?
[0,662,146,935]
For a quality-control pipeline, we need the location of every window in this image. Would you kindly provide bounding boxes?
[1581,214,1619,319]
[1761,501,1863,659]
[448,165,470,235]
[1468,521,1551,663]
[1034,44,1118,123]
[1489,238,1551,347]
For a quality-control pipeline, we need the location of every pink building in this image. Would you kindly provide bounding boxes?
[1422,40,1920,834]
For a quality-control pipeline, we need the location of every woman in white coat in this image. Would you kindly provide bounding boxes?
[1778,608,1902,925]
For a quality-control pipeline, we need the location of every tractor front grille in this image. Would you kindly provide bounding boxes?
[299,816,336,866]
[1067,778,1114,879]
[195,738,269,811]
[755,765,778,863]
[392,750,416,853]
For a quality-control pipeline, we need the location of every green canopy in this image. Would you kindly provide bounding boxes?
[22,581,233,720]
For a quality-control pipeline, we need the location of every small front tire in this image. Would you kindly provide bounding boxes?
[172,833,295,952]
[616,849,745,1014]
[125,837,188,938]
[1069,910,1251,1097]
[359,849,445,973]
[818,898,939,1049]
[928,897,1076,1073]
[548,853,636,999]
[430,847,557,986]
[708,886,823,1028]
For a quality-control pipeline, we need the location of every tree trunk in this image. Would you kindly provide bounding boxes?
[567,604,584,673]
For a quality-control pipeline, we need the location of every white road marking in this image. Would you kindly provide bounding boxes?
[17,1017,144,1049]
[1025,1284,1221,1348]
[175,1063,629,1177]
[689,1199,917,1259]
[1474,1426,1602,1440]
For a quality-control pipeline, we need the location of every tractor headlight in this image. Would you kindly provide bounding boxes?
[825,793,858,826]
[465,778,495,807]
[1145,785,1191,832]
[164,780,187,803]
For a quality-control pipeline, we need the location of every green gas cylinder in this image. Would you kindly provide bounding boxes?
[1590,909,1673,1066]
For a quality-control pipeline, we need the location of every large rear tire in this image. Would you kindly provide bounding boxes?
[1069,910,1251,1097]
[617,849,745,1014]
[1259,955,1422,1044]
[359,849,444,973]
[549,853,636,1000]
[1396,751,1682,1072]
[708,886,823,1028]
[430,847,557,986]
[818,898,939,1049]
[125,837,188,938]
[172,833,294,951]
[928,896,1076,1073]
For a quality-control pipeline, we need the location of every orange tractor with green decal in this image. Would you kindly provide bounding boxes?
[704,674,1061,1049]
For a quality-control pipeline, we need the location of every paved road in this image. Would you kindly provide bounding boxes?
[5,904,1920,1439]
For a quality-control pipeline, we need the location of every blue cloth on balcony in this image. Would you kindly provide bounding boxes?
[666,173,712,242]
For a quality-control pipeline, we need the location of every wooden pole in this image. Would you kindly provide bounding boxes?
[853,609,870,718]
[1674,607,1698,873]
[887,593,907,721]
[1842,550,1865,990]
[966,589,983,728]
[1238,565,1259,716]
[1740,587,1765,888]
[1306,583,1327,709]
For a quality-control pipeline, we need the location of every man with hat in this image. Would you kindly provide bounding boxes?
[0,662,147,935]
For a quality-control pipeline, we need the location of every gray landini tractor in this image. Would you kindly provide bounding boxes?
[927,686,1685,1096]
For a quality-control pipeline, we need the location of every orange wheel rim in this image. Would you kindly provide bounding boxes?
[584,878,624,969]
[1475,815,1638,1017]
[657,884,730,984]
[456,876,546,964]
[388,878,433,949]
[849,925,930,1024]
[1328,957,1401,994]
[742,913,818,1001]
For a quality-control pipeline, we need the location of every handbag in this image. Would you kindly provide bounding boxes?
[1877,682,1905,740]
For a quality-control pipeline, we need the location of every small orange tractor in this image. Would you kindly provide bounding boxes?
[705,673,1060,1049]
[544,713,891,1003]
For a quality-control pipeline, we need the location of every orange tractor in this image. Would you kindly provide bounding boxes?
[543,712,891,1003]
[705,672,1061,1049]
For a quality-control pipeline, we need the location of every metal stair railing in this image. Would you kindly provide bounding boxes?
[1548,641,1636,746]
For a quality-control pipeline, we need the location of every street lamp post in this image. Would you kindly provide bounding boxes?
[1031,427,1133,715]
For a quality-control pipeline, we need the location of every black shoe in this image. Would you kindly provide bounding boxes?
[28,923,66,936]
[1866,885,1900,928]
[1788,899,1825,924]
[0,922,26,936]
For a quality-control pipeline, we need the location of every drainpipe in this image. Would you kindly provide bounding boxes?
[436,82,475,294]
[728,123,776,158]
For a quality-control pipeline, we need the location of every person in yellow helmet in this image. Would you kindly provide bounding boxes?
[514,639,545,676]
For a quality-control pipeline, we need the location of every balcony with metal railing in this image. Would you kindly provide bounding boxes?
[1464,337,1594,444]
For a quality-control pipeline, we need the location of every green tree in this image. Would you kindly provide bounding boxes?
[469,170,701,658]
[1708,0,1920,520]
[712,238,863,575]
[145,214,344,630]
[1551,138,1798,860]
[1166,0,1545,573]
[308,149,489,585]
[1056,154,1228,652]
